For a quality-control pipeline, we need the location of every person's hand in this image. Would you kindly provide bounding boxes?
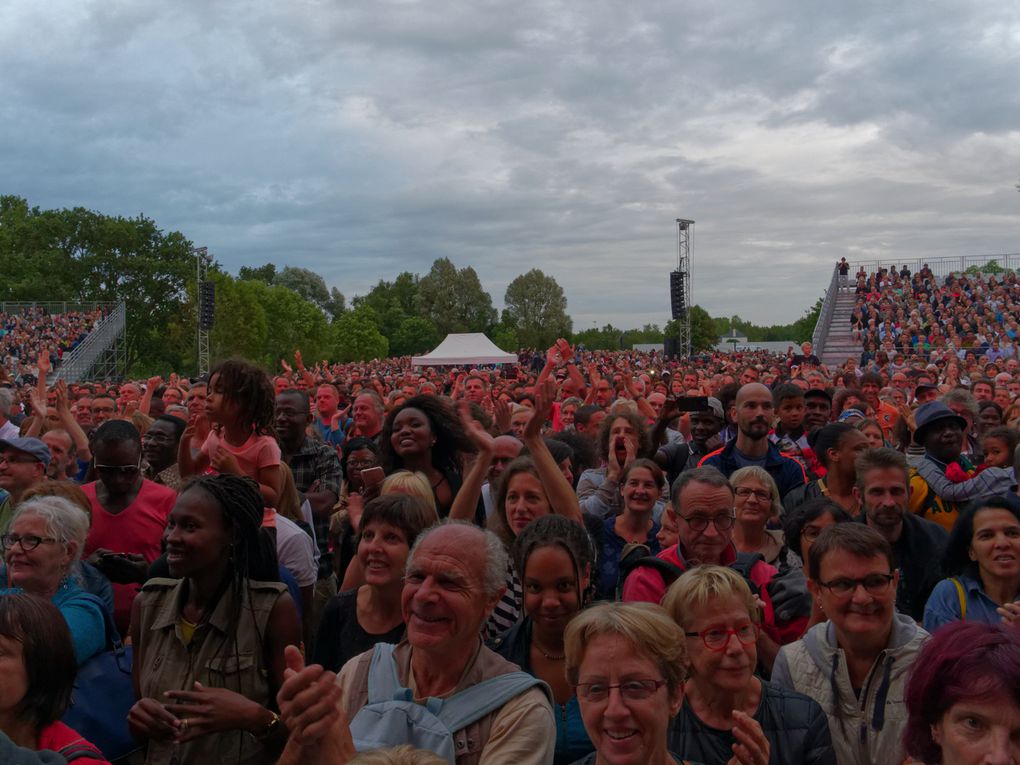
[727,709,770,765]
[128,697,181,742]
[54,380,70,414]
[281,359,293,375]
[294,349,305,370]
[277,645,349,747]
[524,379,555,441]
[897,404,917,433]
[459,401,495,454]
[96,552,149,584]
[493,397,512,435]
[330,410,345,432]
[185,414,211,445]
[997,601,1020,625]
[658,397,680,423]
[163,682,266,742]
[147,375,163,393]
[169,372,179,385]
[37,350,51,375]
[211,446,242,476]
[124,399,139,416]
[555,338,574,362]
[29,387,47,418]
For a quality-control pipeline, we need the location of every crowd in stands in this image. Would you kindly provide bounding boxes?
[0,314,1019,763]
[0,306,108,384]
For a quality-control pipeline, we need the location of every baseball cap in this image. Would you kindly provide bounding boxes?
[0,437,51,468]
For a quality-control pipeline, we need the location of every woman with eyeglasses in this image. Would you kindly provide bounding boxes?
[663,566,833,765]
[1,496,107,665]
[564,601,699,765]
[772,524,929,765]
[729,467,796,569]
[81,420,177,634]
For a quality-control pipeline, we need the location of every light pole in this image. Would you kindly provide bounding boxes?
[193,247,212,376]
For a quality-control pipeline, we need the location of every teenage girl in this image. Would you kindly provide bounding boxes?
[178,358,282,507]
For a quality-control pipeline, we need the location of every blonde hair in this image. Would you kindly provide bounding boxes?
[662,565,760,630]
[348,745,447,765]
[380,470,438,517]
[729,466,782,519]
[564,602,688,692]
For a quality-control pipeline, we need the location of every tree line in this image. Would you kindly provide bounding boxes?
[0,196,814,374]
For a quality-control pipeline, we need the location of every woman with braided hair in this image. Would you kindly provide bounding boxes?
[127,474,301,765]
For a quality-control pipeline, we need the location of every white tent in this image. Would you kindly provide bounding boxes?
[411,333,518,366]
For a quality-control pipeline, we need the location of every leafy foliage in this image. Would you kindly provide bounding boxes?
[502,269,572,348]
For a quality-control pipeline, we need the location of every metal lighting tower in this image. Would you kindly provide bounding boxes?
[672,218,695,359]
[193,247,212,376]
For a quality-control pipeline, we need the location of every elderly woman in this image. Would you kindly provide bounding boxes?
[772,524,929,765]
[904,621,1020,765]
[0,594,108,762]
[663,566,832,765]
[924,495,1020,631]
[729,467,795,569]
[564,601,693,765]
[0,496,106,665]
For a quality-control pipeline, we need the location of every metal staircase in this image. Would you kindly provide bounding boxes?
[811,267,862,367]
[53,302,127,383]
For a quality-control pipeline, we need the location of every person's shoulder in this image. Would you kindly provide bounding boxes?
[139,478,177,501]
[140,577,179,594]
[758,679,826,724]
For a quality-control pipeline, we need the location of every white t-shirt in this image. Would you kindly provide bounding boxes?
[274,512,317,588]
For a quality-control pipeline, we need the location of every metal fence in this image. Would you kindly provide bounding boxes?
[849,254,1020,280]
[53,303,127,383]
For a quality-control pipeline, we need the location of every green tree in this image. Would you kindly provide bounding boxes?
[274,265,346,320]
[501,269,572,348]
[489,321,519,352]
[261,284,332,365]
[415,258,497,335]
[208,274,270,363]
[237,263,277,285]
[332,306,389,362]
[390,317,441,357]
[665,306,717,353]
[573,324,624,350]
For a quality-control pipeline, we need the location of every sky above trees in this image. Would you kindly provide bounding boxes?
[1,1,1017,326]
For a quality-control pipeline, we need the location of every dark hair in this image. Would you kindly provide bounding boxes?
[904,621,1020,764]
[981,425,1020,454]
[942,495,1020,577]
[620,458,665,492]
[854,446,908,490]
[860,372,883,388]
[489,456,541,548]
[548,431,597,482]
[359,494,434,549]
[538,437,573,467]
[154,414,187,441]
[92,418,141,448]
[277,389,311,412]
[807,423,856,468]
[512,515,595,608]
[781,497,852,562]
[379,395,475,477]
[670,465,732,507]
[772,383,805,407]
[596,409,651,461]
[342,436,381,477]
[807,523,894,581]
[574,405,602,427]
[0,593,77,728]
[209,358,276,436]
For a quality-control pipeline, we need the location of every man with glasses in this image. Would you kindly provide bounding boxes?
[854,448,947,622]
[622,467,802,671]
[81,420,176,633]
[0,437,50,535]
[772,523,928,765]
[89,394,117,427]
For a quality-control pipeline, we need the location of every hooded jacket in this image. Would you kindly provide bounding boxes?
[770,613,928,765]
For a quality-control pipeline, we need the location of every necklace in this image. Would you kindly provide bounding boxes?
[533,640,565,661]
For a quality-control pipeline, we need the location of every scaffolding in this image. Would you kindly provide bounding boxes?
[672,218,695,359]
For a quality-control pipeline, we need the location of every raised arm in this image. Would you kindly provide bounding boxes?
[524,379,582,525]
[448,401,495,521]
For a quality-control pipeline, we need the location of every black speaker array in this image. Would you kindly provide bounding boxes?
[670,271,686,320]
[199,281,215,330]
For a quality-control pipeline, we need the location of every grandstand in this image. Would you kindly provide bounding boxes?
[812,253,1020,367]
[0,301,126,383]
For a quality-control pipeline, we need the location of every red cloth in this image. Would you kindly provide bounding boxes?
[37,721,110,764]
[82,479,177,634]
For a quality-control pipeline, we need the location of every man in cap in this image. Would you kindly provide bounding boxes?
[0,437,50,534]
[907,401,1014,533]
[653,396,725,487]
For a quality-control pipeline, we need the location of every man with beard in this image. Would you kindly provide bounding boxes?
[700,383,807,500]
[908,401,1014,533]
[855,448,947,622]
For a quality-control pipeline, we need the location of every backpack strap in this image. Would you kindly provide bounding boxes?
[58,740,105,762]
[365,643,409,704]
[632,556,686,586]
[435,671,550,733]
[729,552,765,597]
[951,577,967,621]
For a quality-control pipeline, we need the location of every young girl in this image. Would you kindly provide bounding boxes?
[980,426,1020,470]
[178,358,282,507]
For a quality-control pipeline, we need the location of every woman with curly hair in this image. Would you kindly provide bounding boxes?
[378,395,475,518]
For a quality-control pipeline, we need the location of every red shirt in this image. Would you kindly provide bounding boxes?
[82,479,177,634]
[37,720,110,764]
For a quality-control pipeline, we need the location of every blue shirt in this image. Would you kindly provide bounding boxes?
[313,418,346,448]
[0,576,107,665]
[923,574,1018,632]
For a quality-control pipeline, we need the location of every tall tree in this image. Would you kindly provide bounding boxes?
[332,306,389,362]
[237,263,277,285]
[415,258,496,335]
[274,265,346,320]
[502,269,572,348]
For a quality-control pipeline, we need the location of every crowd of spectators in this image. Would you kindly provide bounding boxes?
[0,317,1019,763]
[0,306,108,384]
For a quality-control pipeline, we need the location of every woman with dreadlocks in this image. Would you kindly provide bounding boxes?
[127,474,301,765]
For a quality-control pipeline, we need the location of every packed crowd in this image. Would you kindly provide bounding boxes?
[0,329,1019,765]
[0,307,108,384]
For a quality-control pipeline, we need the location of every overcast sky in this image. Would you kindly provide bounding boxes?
[2,1,1018,327]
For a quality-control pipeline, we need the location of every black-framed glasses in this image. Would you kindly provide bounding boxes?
[685,623,760,651]
[817,574,895,598]
[734,487,771,502]
[575,679,667,702]
[678,511,735,532]
[95,461,141,476]
[1,533,58,551]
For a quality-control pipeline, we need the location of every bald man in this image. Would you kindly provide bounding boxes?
[699,382,807,500]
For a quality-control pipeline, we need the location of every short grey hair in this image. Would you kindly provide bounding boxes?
[407,519,508,599]
[941,390,979,419]
[670,466,733,507]
[11,496,90,569]
[0,388,14,412]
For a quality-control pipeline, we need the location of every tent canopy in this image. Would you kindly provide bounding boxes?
[411,333,518,366]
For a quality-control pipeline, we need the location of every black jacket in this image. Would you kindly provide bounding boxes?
[669,680,835,765]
